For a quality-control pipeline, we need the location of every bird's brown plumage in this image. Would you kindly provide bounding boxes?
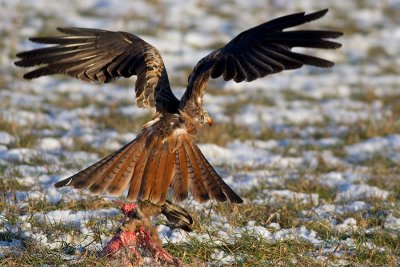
[15,9,342,205]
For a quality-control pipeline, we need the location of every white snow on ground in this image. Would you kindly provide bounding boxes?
[0,132,15,146]
[310,201,371,220]
[21,208,120,228]
[335,218,358,232]
[0,0,399,265]
[335,184,389,202]
[345,134,400,162]
[384,215,400,230]
[264,190,319,206]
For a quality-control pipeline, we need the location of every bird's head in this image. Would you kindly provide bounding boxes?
[179,100,213,129]
[200,108,213,127]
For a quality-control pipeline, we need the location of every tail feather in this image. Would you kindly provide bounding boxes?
[126,145,149,201]
[156,146,175,203]
[138,133,162,201]
[182,138,210,202]
[142,141,167,203]
[55,129,242,205]
[187,142,227,202]
[89,138,143,194]
[72,144,132,189]
[54,139,136,189]
[171,145,189,202]
[191,144,243,203]
[106,142,144,196]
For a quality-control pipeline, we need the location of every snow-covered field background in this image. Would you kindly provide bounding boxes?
[1,0,399,265]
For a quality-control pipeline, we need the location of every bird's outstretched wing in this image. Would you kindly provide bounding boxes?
[14,28,180,113]
[180,9,342,108]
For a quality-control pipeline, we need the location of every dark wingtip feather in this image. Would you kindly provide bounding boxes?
[56,27,82,35]
[23,70,40,79]
[331,31,344,38]
[236,198,244,204]
[23,73,35,80]
[305,9,329,22]
[14,60,24,66]
[329,41,342,49]
[22,67,55,80]
[261,8,331,31]
[56,26,68,32]
[318,31,343,39]
[229,194,243,203]
[15,51,26,58]
[314,60,335,68]
[56,27,109,35]
[28,37,38,43]
[326,61,335,67]
[28,36,51,44]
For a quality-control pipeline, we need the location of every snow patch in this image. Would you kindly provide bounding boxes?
[335,184,389,202]
[345,135,400,162]
[265,190,319,206]
[384,215,400,230]
[37,137,62,151]
[0,131,15,145]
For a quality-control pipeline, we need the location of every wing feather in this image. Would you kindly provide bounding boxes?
[180,9,342,108]
[223,55,237,81]
[15,28,180,113]
[210,57,226,79]
[232,57,247,82]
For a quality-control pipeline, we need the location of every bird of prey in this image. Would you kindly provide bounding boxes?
[15,9,342,206]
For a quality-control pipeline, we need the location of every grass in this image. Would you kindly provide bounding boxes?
[90,106,153,134]
[212,201,313,229]
[1,86,399,266]
[285,175,337,202]
[164,200,400,266]
[339,229,400,266]
[0,197,120,266]
[0,117,35,148]
[0,238,110,267]
[199,122,262,146]
[1,193,118,215]
[166,232,318,266]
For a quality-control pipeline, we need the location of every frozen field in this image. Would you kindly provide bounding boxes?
[0,0,399,265]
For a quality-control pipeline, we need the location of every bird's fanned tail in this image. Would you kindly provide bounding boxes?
[55,131,243,204]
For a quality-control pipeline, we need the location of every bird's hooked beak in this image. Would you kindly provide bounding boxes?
[207,116,213,127]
